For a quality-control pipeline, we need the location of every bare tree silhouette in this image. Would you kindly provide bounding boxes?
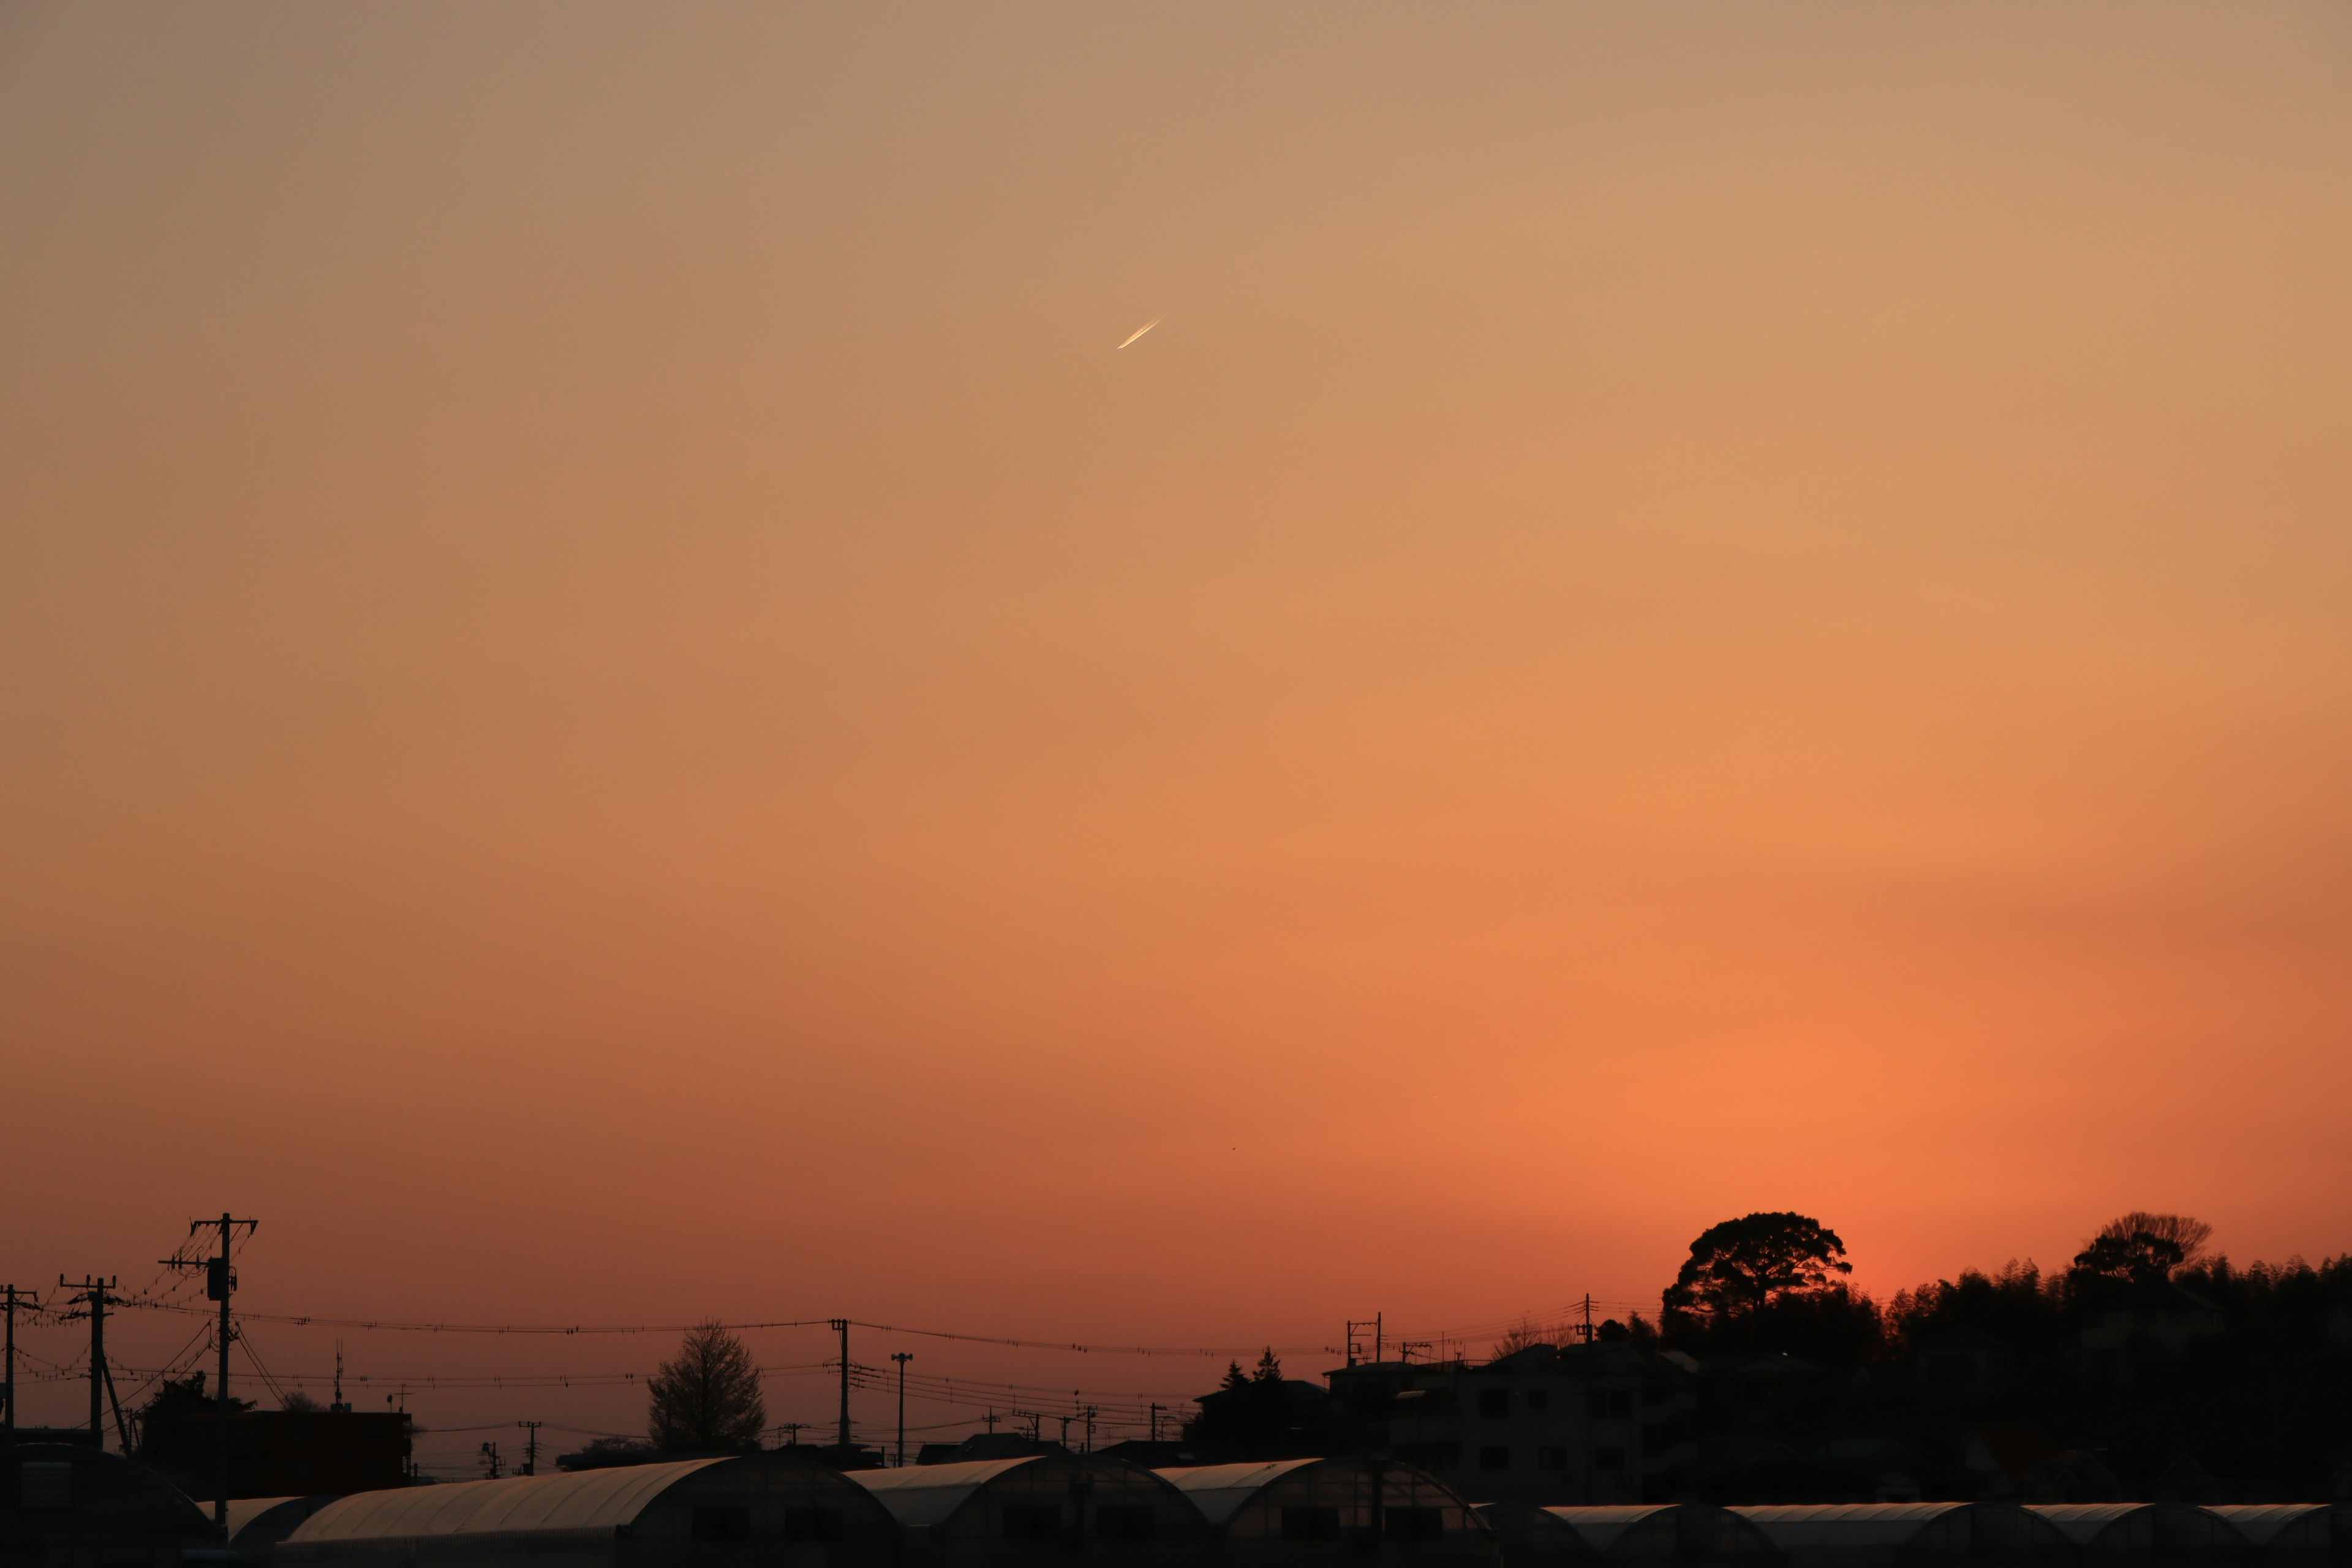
[647,1321,766,1450]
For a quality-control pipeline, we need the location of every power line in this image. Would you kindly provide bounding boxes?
[113,1303,1336,1359]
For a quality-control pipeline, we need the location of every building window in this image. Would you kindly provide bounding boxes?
[1385,1508,1444,1542]
[1608,1390,1633,1418]
[1479,1447,1510,1471]
[1281,1507,1343,1541]
[1002,1505,1062,1540]
[785,1509,843,1542]
[1536,1447,1568,1471]
[691,1507,750,1542]
[1096,1506,1156,1540]
[1479,1389,1510,1419]
[1527,1390,1548,1411]
[1593,1447,1626,1472]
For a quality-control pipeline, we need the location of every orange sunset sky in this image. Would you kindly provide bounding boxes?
[3,2,2350,1470]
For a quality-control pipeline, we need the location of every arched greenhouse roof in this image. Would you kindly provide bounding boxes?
[285,1458,730,1542]
[2206,1507,2342,1553]
[849,1457,1045,1530]
[227,1497,337,1543]
[1155,1460,1324,1528]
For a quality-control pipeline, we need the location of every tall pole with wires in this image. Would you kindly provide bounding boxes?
[167,1213,257,1534]
[2,1283,36,1439]
[891,1352,911,1467]
[830,1319,850,1458]
[59,1275,123,1449]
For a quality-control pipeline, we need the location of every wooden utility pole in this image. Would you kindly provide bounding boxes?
[891,1352,913,1467]
[167,1213,257,1534]
[830,1319,851,1457]
[58,1276,129,1451]
[2,1283,39,1439]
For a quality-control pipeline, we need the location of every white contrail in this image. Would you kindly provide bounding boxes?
[1117,318,1161,349]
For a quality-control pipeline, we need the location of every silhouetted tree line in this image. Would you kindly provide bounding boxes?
[1638,1210,2352,1365]
[1627,1210,2352,1500]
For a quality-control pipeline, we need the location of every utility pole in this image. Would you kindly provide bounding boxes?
[829,1319,850,1457]
[778,1422,808,1447]
[1577,1295,1595,1344]
[166,1212,257,1534]
[1082,1406,1095,1455]
[516,1421,542,1476]
[1148,1403,1163,1442]
[59,1276,129,1453]
[891,1353,913,1468]
[479,1441,502,1479]
[2,1283,38,1440]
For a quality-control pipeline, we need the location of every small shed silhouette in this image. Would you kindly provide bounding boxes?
[2206,1507,2350,1564]
[2029,1503,2250,1566]
[1731,1503,2071,1568]
[274,1454,899,1568]
[1156,1459,1496,1568]
[225,1497,341,1568]
[0,1442,219,1568]
[851,1453,1208,1568]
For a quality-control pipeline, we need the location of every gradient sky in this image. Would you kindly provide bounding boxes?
[4,2,2350,1471]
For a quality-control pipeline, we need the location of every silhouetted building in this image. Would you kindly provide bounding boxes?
[274,1454,899,1568]
[914,1436,1067,1467]
[1187,1381,1338,1460]
[140,1408,409,1499]
[1328,1346,1697,1505]
[1961,1428,2122,1504]
[1100,1441,1223,1470]
[0,1442,219,1568]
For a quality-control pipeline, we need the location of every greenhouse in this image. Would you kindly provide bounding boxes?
[2206,1508,2348,1564]
[1542,1506,1781,1564]
[1156,1459,1496,1568]
[1471,1503,1604,1568]
[851,1453,1208,1568]
[225,1496,342,1568]
[2027,1504,2250,1566]
[273,1454,900,1568]
[1729,1503,2071,1568]
[0,1442,219,1568]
